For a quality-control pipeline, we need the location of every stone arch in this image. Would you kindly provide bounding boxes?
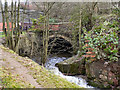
[48,34,73,54]
[49,34,72,45]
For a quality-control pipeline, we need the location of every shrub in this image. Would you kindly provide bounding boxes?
[84,17,119,62]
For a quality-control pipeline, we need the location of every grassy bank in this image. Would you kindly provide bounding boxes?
[0,45,83,88]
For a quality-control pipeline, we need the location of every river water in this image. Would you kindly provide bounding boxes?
[45,55,93,88]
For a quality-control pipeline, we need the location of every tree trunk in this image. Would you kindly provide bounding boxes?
[45,2,49,64]
[15,0,20,53]
[78,3,82,56]
[5,1,12,48]
[14,2,17,36]
[41,3,46,65]
[42,2,50,65]
[11,0,15,50]
[0,1,8,45]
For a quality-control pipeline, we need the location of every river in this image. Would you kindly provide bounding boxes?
[45,54,94,88]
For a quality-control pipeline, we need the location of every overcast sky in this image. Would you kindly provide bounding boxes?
[1,0,119,4]
[1,0,25,5]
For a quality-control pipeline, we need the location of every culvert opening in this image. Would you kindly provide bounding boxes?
[48,37,73,55]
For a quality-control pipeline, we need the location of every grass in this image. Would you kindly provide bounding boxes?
[0,67,34,88]
[16,57,81,88]
[3,58,6,61]
[0,45,16,54]
[0,35,5,38]
[0,45,84,88]
[0,32,5,38]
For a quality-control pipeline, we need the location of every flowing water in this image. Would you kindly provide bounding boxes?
[45,55,94,88]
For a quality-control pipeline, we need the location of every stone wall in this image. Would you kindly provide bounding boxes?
[86,60,120,88]
[19,32,43,64]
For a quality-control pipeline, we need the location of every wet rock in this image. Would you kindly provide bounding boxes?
[88,79,104,88]
[55,56,86,75]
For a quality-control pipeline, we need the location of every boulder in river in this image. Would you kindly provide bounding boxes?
[55,55,86,75]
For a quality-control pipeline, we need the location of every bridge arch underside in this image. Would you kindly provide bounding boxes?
[48,36,73,55]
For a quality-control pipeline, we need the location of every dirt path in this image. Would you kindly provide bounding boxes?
[0,47,41,88]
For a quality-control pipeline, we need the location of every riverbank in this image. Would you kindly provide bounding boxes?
[45,56,93,88]
[55,55,120,89]
[0,45,82,88]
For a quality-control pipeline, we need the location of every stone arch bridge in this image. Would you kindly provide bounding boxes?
[19,22,79,57]
[34,28,75,54]
[32,22,75,49]
[48,33,72,44]
[47,30,74,54]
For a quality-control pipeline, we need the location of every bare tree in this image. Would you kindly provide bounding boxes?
[31,2,56,65]
[11,0,15,50]
[42,2,50,65]
[0,0,23,53]
[15,0,21,53]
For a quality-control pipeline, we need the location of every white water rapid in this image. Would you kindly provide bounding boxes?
[45,56,94,88]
